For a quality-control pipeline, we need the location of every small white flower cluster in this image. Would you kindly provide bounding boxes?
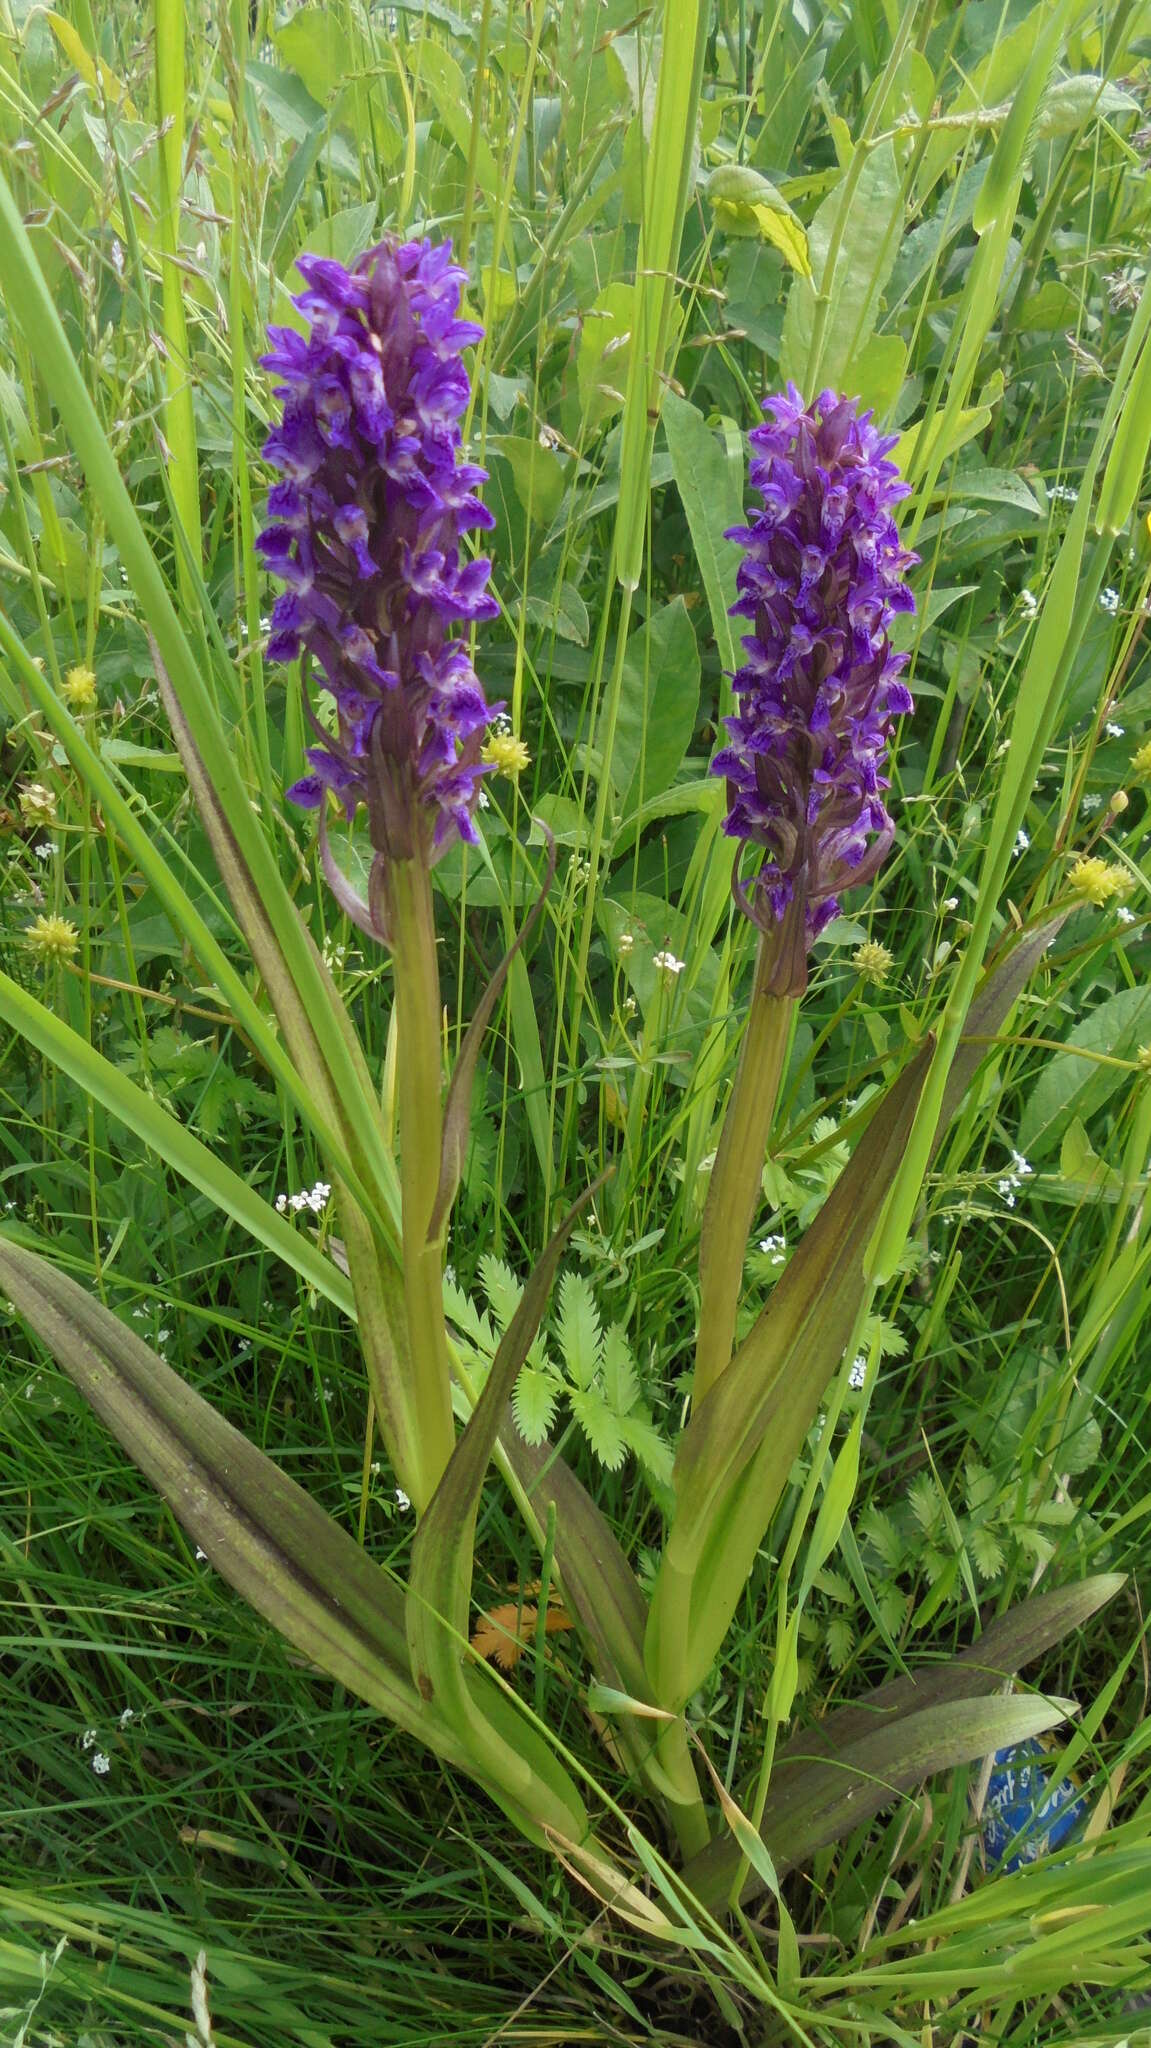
[1100,587,1120,615]
[996,1150,1034,1208]
[1018,587,1038,619]
[652,949,685,980]
[1117,905,1136,925]
[1013,828,1030,857]
[758,1233,787,1267]
[275,1180,331,1216]
[80,1727,112,1775]
[848,1354,868,1391]
[1105,722,1125,739]
[1081,793,1102,815]
[1048,483,1078,505]
[33,842,58,861]
[617,930,635,958]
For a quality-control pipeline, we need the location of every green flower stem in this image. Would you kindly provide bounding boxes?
[388,859,456,1513]
[695,936,794,1404]
[651,1702,712,1862]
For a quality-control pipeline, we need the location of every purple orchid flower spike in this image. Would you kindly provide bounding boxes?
[713,384,918,994]
[257,235,502,941]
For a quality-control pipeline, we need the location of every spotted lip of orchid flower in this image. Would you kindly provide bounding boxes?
[256,236,502,926]
[712,383,917,990]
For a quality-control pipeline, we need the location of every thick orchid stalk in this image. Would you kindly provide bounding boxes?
[258,236,502,1507]
[695,386,917,1401]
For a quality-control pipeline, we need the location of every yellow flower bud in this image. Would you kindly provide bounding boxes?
[853,940,893,986]
[1132,739,1151,781]
[62,664,98,711]
[481,731,531,778]
[26,913,79,961]
[1068,855,1125,906]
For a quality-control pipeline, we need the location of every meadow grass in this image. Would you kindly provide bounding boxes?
[2,1,1151,2041]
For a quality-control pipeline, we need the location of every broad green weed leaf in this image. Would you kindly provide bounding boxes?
[599,597,701,821]
[1018,987,1151,1160]
[780,139,902,395]
[662,389,743,683]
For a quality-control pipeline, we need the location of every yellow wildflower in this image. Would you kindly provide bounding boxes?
[853,940,894,986]
[1068,856,1125,906]
[481,731,531,778]
[26,914,79,962]
[62,664,98,711]
[1131,739,1151,781]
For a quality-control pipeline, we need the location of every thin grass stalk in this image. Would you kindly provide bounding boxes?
[153,0,202,590]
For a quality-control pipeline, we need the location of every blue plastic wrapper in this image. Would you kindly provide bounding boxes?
[982,1737,1087,1872]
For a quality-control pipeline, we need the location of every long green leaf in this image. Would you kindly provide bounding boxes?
[0,1237,455,1756]
[406,1179,609,1840]
[688,1695,1073,1908]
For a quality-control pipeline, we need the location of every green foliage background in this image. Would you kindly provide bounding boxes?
[2,0,1151,2040]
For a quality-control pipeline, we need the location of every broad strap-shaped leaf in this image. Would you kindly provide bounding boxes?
[0,1236,459,1761]
[407,1181,609,1842]
[670,1037,934,1577]
[687,1695,1074,1909]
[428,829,556,1243]
[683,1573,1122,1906]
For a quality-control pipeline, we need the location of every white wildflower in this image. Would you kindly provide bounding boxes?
[1081,793,1102,814]
[943,895,959,911]
[91,1751,111,1775]
[395,1487,412,1512]
[758,1233,787,1266]
[81,1728,99,1751]
[617,930,635,958]
[1011,1151,1033,1179]
[119,1707,135,1727]
[1118,905,1136,925]
[1013,828,1030,857]
[997,1180,1017,1208]
[652,949,685,980]
[1018,588,1038,618]
[1100,587,1120,615]
[1049,483,1078,504]
[1106,722,1125,739]
[848,1355,867,1391]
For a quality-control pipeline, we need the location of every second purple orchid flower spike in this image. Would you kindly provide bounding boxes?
[713,382,918,996]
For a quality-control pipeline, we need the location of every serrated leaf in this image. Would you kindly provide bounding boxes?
[479,1254,525,1333]
[601,1325,640,1415]
[970,1526,1006,1582]
[556,1271,602,1390]
[618,1412,675,1486]
[512,1366,560,1446]
[570,1389,627,1471]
